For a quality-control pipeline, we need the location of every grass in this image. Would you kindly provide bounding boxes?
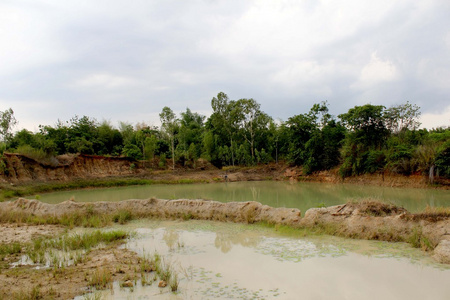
[26,230,131,267]
[0,242,22,255]
[407,226,437,251]
[112,209,134,224]
[12,285,42,300]
[0,209,135,228]
[257,221,340,238]
[169,274,179,292]
[132,251,180,293]
[409,205,450,222]
[89,268,112,290]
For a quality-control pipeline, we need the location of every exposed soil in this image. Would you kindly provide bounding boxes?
[0,236,141,299]
[0,223,64,244]
[1,153,448,189]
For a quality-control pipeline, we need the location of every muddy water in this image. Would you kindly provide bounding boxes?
[82,220,450,300]
[39,181,450,213]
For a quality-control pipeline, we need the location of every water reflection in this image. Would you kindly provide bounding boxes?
[115,220,450,300]
[214,230,261,253]
[162,230,181,251]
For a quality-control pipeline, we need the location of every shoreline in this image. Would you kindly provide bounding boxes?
[1,164,448,202]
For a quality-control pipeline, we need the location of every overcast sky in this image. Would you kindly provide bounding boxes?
[1,0,449,131]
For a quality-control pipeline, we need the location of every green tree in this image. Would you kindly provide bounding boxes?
[285,113,316,166]
[160,106,178,170]
[144,135,158,160]
[178,108,205,165]
[209,92,241,166]
[0,108,18,144]
[235,98,272,161]
[384,101,421,134]
[338,105,389,176]
[97,121,123,155]
[338,104,388,148]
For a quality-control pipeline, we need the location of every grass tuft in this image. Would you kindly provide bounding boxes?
[89,268,112,290]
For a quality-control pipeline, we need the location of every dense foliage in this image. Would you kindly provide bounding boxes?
[1,94,449,180]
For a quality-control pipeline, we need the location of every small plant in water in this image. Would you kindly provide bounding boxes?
[169,274,179,292]
[89,268,112,290]
[83,292,103,300]
[112,210,133,224]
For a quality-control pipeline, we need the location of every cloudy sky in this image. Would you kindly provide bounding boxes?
[1,0,449,131]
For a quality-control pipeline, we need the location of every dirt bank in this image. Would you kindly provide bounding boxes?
[0,153,140,183]
[1,198,449,264]
[1,153,448,189]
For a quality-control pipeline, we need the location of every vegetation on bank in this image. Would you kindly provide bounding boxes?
[0,93,448,182]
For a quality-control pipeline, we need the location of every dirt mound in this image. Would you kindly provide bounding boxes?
[339,201,407,217]
[1,198,302,226]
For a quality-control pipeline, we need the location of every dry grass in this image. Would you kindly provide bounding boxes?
[89,268,112,290]
[408,205,450,222]
[347,200,407,216]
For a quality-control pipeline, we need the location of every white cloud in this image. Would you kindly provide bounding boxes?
[71,73,141,90]
[0,3,68,76]
[1,0,449,131]
[351,53,400,90]
[420,105,450,129]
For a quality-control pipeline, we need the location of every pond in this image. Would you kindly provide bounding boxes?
[79,220,450,300]
[38,181,450,213]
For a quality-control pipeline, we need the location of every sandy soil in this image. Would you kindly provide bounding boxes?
[0,237,140,299]
[0,223,64,244]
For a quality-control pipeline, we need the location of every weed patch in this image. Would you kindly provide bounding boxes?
[89,268,112,290]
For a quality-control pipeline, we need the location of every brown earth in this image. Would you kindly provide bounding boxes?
[0,238,141,299]
[0,223,64,244]
[1,153,448,189]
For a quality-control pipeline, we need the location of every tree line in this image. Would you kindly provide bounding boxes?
[1,92,449,180]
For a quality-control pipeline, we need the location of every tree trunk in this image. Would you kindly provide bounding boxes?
[429,165,435,184]
[172,138,175,170]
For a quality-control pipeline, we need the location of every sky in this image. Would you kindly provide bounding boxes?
[1,0,449,132]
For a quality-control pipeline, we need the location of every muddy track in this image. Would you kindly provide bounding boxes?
[1,198,450,264]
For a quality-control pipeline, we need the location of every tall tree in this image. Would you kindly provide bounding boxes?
[160,106,178,169]
[384,101,421,134]
[339,104,388,148]
[209,92,240,166]
[235,98,271,160]
[0,108,18,143]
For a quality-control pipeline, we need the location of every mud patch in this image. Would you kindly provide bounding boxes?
[0,223,64,244]
[0,246,140,300]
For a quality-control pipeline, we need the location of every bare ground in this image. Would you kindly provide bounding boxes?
[0,235,141,299]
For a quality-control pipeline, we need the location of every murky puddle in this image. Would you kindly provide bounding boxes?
[82,220,450,300]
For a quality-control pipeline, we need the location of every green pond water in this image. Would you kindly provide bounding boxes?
[38,181,449,213]
[77,220,450,300]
